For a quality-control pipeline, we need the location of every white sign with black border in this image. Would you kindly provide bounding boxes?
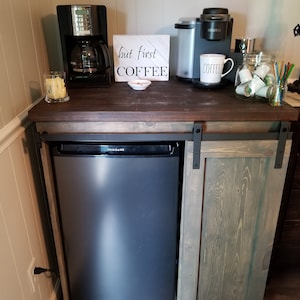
[113,35,170,82]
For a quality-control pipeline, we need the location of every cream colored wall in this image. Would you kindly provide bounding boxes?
[0,121,58,300]
[1,0,299,128]
[0,1,299,300]
[0,1,58,299]
[48,0,300,77]
[246,0,300,77]
[0,1,50,129]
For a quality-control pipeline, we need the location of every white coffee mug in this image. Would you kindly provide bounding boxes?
[200,54,234,84]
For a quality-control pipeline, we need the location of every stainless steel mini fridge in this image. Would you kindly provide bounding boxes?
[50,142,183,300]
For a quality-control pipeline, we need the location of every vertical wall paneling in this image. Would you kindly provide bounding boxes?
[0,1,28,116]
[0,199,25,300]
[0,1,299,299]
[0,33,15,128]
[0,148,33,298]
[0,123,56,299]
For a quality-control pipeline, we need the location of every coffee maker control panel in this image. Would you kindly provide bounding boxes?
[71,5,93,36]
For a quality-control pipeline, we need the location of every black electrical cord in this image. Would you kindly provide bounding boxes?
[34,267,59,278]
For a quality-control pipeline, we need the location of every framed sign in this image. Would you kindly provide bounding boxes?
[113,35,170,82]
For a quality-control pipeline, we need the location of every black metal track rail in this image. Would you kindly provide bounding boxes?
[38,121,292,169]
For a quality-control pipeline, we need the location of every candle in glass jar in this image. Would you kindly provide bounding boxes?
[44,71,69,103]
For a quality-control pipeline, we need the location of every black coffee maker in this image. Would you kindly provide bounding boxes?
[57,5,111,87]
[192,8,233,80]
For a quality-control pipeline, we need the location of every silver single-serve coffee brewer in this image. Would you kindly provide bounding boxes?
[175,8,233,81]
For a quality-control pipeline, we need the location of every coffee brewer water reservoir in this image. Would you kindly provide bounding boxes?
[175,18,196,80]
[57,5,112,87]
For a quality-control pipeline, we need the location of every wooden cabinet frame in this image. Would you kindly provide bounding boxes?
[36,121,291,300]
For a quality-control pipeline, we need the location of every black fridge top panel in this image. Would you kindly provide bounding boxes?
[52,142,181,156]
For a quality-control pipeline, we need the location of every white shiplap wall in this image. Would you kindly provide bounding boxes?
[0,0,56,299]
[48,0,300,77]
[0,1,299,299]
[1,0,300,130]
[0,114,58,299]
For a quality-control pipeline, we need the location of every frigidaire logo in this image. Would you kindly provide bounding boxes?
[208,28,221,33]
[108,147,125,152]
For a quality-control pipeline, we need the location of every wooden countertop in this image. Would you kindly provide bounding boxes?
[28,79,299,122]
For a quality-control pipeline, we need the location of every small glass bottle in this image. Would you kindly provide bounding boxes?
[235,52,275,100]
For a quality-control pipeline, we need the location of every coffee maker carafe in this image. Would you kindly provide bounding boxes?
[57,5,112,87]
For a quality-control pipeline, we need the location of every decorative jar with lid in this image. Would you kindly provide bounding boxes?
[235,52,275,100]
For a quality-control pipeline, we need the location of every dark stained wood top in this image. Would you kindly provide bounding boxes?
[28,79,299,122]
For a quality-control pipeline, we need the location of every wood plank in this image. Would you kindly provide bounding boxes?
[285,190,300,220]
[28,79,299,123]
[264,266,300,299]
[198,156,264,299]
[195,140,291,300]
[244,143,290,300]
[280,221,300,246]
[177,141,204,300]
[35,120,284,135]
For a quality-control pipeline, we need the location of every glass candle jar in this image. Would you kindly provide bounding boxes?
[44,71,70,103]
[235,53,276,100]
